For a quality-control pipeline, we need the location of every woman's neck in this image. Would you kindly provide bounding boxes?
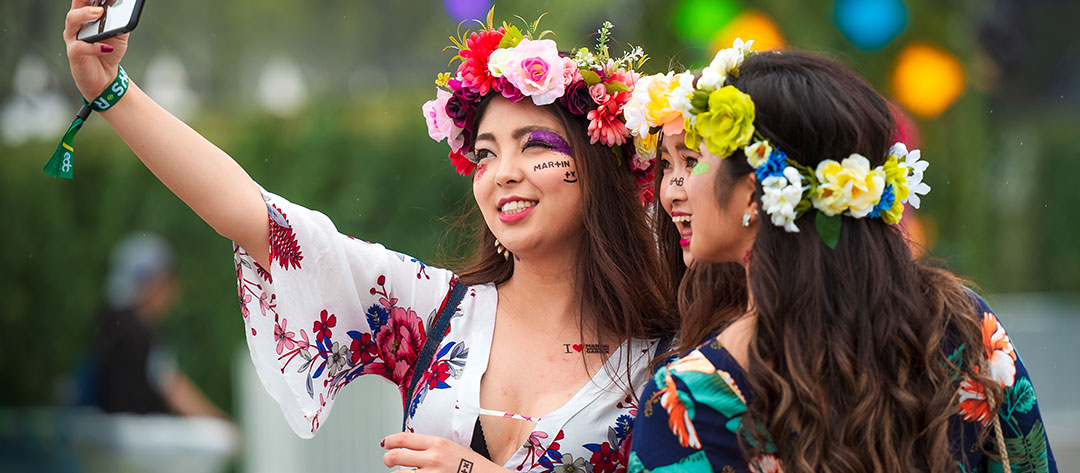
[497,247,581,331]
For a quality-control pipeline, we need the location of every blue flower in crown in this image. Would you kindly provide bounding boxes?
[755,148,788,183]
[868,184,896,219]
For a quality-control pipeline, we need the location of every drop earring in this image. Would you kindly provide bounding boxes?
[494,239,510,260]
[742,212,751,227]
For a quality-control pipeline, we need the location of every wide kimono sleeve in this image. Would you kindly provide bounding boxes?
[233,189,459,439]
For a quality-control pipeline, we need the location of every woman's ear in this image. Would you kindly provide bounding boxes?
[741,173,759,224]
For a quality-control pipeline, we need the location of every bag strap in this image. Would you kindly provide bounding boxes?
[402,280,469,430]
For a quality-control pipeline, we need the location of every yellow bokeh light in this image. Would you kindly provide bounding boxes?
[711,11,785,53]
[891,43,967,118]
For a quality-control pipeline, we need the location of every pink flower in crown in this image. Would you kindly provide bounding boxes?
[422,88,466,152]
[589,83,610,105]
[587,100,630,147]
[562,57,582,84]
[503,38,567,106]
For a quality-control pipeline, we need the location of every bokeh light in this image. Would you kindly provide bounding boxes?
[891,43,966,118]
[834,0,908,51]
[711,10,785,53]
[673,0,740,45]
[443,0,492,23]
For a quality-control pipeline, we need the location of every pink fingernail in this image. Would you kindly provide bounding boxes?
[101,44,114,52]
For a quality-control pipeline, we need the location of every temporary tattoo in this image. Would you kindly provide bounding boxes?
[563,170,578,183]
[529,130,572,155]
[689,161,711,177]
[458,459,474,473]
[533,160,572,172]
[564,343,610,354]
[669,177,684,186]
[585,344,611,354]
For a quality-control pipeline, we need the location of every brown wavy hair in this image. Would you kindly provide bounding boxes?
[682,50,1001,472]
[446,96,677,382]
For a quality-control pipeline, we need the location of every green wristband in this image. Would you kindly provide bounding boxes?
[44,65,130,179]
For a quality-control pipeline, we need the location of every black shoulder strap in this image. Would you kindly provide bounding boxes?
[651,334,675,373]
[402,281,469,430]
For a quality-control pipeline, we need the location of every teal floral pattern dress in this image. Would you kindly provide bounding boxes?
[628,296,1057,472]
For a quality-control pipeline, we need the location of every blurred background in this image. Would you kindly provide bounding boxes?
[1,0,1077,471]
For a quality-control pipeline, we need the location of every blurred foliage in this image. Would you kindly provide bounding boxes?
[1,0,1078,416]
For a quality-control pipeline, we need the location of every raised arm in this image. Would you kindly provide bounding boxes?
[64,1,269,267]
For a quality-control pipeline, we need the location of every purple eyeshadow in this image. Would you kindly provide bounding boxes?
[529,130,572,156]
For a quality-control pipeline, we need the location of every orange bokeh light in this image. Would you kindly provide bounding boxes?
[711,11,785,53]
[891,43,967,118]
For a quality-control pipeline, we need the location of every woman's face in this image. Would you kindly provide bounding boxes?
[472,97,584,259]
[658,132,699,267]
[685,146,757,264]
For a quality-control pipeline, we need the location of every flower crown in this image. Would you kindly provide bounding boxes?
[629,39,931,247]
[421,11,656,198]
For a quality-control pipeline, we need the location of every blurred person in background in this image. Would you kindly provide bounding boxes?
[80,232,227,419]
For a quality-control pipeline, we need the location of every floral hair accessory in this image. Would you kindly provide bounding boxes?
[422,10,655,201]
[747,137,931,248]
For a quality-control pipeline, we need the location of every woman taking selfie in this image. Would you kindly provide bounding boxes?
[62,4,674,471]
[627,42,1057,473]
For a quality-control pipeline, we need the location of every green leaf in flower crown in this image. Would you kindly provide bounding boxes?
[691,89,711,112]
[816,212,842,249]
[605,80,629,94]
[612,144,624,165]
[581,69,602,86]
[499,25,524,49]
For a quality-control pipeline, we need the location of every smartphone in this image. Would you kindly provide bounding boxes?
[77,0,145,43]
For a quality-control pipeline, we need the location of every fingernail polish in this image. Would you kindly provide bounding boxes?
[380,439,385,447]
[101,44,114,52]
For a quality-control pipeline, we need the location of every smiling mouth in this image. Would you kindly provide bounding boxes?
[499,200,538,215]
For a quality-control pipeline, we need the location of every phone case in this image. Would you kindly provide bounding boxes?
[77,0,145,43]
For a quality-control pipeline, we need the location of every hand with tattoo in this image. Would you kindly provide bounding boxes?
[382,432,510,473]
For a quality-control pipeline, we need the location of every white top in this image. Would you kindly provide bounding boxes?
[235,190,656,472]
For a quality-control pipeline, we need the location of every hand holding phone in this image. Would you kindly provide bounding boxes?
[77,0,144,43]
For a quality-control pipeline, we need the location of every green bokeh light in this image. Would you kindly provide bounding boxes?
[672,0,741,44]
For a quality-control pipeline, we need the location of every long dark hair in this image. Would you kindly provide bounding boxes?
[448,95,677,367]
[683,50,999,472]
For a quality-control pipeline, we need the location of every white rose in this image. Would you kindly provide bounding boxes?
[487,48,513,78]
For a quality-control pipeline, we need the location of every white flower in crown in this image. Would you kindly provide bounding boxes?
[889,142,931,209]
[669,71,697,122]
[744,140,773,169]
[487,48,513,78]
[698,38,754,90]
[761,166,805,233]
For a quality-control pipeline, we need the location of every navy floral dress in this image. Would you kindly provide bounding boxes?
[628,296,1057,472]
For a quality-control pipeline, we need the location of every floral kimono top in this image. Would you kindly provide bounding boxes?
[235,190,652,473]
[628,296,1057,473]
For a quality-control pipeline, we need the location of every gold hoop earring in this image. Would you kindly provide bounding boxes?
[494,239,511,260]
